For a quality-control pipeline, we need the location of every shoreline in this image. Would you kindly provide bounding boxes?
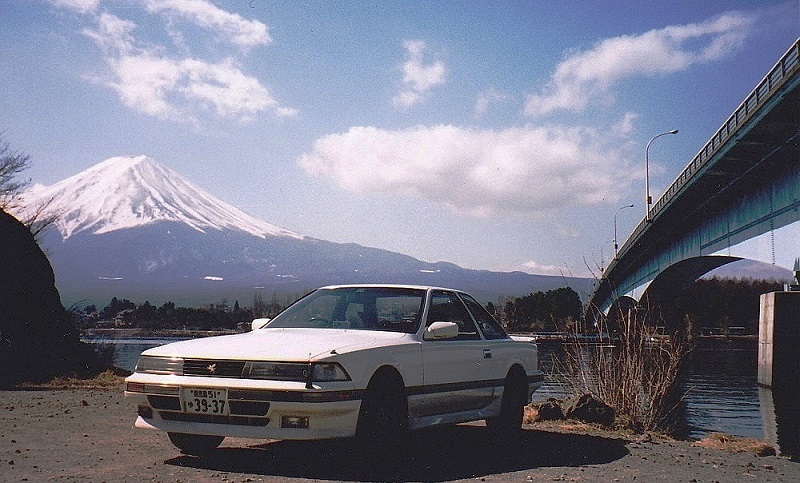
[2,381,796,482]
[84,328,760,349]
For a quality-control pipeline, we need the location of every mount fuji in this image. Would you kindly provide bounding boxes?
[22,156,590,307]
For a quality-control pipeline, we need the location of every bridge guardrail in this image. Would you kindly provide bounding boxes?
[618,38,800,262]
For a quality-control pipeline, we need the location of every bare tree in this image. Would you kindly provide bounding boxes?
[0,135,32,212]
[0,134,60,238]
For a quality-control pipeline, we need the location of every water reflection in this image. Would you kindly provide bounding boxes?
[683,350,762,439]
[535,344,800,459]
[760,386,800,460]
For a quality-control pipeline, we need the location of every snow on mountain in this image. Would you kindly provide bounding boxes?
[25,155,302,240]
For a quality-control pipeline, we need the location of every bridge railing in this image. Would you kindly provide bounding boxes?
[618,38,800,261]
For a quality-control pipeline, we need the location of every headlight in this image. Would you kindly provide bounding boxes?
[243,361,351,382]
[135,355,184,375]
[245,362,309,381]
[311,362,351,382]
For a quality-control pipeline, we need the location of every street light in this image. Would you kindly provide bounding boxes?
[645,129,679,222]
[614,204,634,258]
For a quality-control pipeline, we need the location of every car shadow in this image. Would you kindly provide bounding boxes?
[165,425,629,481]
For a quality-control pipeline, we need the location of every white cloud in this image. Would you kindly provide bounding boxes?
[81,9,292,122]
[298,123,635,217]
[102,54,286,121]
[474,88,510,117]
[107,54,182,119]
[525,12,753,116]
[48,0,100,14]
[180,58,284,118]
[612,112,638,136]
[142,0,271,49]
[392,40,446,109]
[82,12,136,55]
[521,261,568,277]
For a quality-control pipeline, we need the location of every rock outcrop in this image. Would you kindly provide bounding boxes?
[0,210,84,387]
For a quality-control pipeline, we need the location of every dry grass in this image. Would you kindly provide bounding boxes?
[694,433,777,456]
[556,307,692,433]
[16,368,128,390]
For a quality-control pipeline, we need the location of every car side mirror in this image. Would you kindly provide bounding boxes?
[251,318,270,330]
[424,321,459,340]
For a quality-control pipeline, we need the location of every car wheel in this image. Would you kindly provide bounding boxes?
[486,371,526,440]
[356,370,407,452]
[167,432,224,455]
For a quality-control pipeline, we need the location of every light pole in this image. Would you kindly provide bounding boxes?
[614,204,634,258]
[645,129,678,222]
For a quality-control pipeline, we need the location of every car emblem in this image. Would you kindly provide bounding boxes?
[206,363,217,374]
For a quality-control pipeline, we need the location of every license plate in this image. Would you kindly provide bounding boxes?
[181,388,229,415]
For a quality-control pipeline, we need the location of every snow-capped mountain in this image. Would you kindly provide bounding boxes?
[21,156,590,307]
[27,155,301,240]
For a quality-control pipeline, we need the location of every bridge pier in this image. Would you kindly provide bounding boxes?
[758,291,800,388]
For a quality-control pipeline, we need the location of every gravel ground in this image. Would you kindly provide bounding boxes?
[1,386,797,482]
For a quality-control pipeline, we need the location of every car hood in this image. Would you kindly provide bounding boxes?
[142,328,411,362]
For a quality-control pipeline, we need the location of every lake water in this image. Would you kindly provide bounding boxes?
[90,336,800,459]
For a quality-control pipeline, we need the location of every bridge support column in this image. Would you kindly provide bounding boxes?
[758,292,800,388]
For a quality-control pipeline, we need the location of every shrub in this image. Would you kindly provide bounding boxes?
[557,306,693,433]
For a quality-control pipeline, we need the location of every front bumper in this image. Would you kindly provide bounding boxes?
[125,374,362,441]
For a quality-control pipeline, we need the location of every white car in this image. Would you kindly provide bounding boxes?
[124,284,544,454]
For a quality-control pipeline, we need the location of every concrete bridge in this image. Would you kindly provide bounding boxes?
[588,38,800,324]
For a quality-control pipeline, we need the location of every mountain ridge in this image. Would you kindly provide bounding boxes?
[27,155,302,240]
[24,156,591,306]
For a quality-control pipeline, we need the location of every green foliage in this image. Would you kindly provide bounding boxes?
[501,287,582,332]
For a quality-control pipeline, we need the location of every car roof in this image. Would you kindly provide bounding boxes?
[316,284,465,293]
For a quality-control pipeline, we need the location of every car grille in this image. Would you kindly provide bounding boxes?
[146,390,271,427]
[182,359,247,377]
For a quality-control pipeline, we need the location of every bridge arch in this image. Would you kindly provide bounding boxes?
[638,255,741,332]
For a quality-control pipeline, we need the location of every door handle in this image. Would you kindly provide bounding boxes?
[483,349,492,359]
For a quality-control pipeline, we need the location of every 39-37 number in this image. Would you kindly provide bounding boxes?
[192,398,225,414]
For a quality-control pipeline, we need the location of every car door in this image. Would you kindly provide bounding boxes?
[413,290,497,418]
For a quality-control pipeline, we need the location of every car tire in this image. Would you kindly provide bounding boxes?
[486,370,526,441]
[355,370,407,453]
[167,432,224,455]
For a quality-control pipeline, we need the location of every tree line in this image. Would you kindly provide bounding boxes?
[80,277,781,335]
[77,293,297,331]
[673,277,783,335]
[495,287,583,333]
[494,278,782,335]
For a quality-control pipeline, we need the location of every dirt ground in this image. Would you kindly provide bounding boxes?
[1,385,797,482]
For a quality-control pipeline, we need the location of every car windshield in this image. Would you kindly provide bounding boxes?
[265,287,426,333]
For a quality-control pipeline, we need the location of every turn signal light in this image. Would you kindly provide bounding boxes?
[127,382,146,393]
[280,415,309,429]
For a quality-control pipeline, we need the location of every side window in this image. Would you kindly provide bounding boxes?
[343,302,367,328]
[426,291,481,340]
[459,294,508,340]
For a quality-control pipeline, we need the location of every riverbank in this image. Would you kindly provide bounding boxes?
[1,379,796,482]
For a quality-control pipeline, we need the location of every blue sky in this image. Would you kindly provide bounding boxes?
[1,0,798,277]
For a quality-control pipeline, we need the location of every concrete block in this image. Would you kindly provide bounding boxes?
[758,292,800,389]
